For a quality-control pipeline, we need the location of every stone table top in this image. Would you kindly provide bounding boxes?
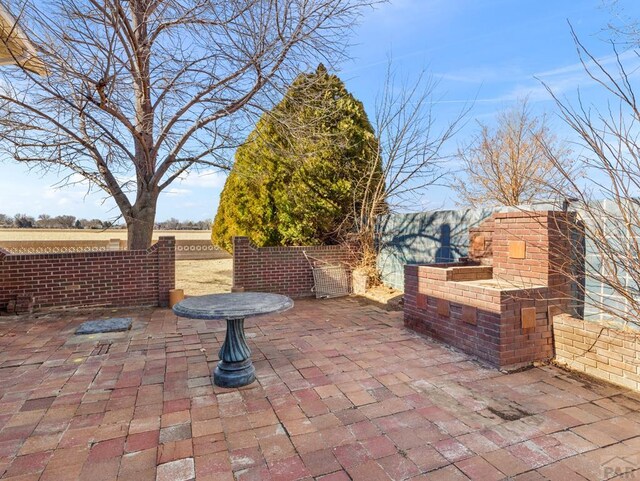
[173,292,294,320]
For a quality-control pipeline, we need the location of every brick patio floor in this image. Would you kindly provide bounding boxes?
[1,298,640,481]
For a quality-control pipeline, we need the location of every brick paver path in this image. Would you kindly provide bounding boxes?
[1,298,639,480]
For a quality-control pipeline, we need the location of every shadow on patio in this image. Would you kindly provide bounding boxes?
[1,298,639,480]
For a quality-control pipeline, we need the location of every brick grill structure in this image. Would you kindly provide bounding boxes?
[405,211,573,369]
[0,237,175,312]
[232,236,354,298]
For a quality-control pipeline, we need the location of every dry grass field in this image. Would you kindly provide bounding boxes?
[177,258,233,296]
[0,228,211,241]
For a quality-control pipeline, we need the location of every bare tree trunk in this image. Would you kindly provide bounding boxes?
[126,190,158,250]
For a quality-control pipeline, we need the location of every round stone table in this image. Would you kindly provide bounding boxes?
[173,293,293,388]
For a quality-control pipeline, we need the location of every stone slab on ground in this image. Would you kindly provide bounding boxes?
[75,317,132,334]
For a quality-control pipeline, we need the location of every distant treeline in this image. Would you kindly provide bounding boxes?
[0,213,211,230]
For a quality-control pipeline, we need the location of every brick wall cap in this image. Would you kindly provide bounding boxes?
[493,210,564,220]
[555,313,640,336]
[233,235,346,252]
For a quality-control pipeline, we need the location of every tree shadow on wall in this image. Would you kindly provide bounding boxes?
[375,208,495,287]
[435,224,453,262]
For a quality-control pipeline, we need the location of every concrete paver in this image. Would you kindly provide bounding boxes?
[0,298,639,480]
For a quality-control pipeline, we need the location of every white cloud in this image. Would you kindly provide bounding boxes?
[430,49,640,108]
[533,49,639,79]
[66,173,85,184]
[435,65,526,84]
[508,49,640,103]
[0,174,118,217]
[41,187,88,206]
[165,188,191,197]
[177,169,227,189]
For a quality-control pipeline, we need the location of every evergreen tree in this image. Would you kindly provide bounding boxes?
[212,65,381,251]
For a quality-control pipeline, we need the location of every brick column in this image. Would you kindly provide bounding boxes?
[107,238,121,251]
[0,248,9,310]
[232,236,251,292]
[157,236,175,307]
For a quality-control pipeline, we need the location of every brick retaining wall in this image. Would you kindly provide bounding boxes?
[554,314,640,391]
[0,237,175,312]
[232,237,354,298]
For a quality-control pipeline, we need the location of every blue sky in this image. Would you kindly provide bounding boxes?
[2,0,639,222]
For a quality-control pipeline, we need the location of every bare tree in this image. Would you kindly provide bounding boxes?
[454,99,575,207]
[603,0,640,48]
[35,214,52,228]
[542,26,640,328]
[13,213,34,228]
[0,0,378,249]
[345,66,468,281]
[0,213,12,226]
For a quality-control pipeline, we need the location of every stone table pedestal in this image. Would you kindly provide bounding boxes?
[173,292,293,388]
